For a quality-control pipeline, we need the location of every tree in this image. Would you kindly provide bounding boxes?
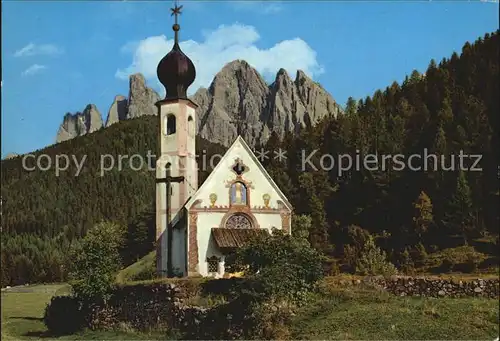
[344,97,358,116]
[291,214,312,246]
[297,172,333,251]
[412,191,434,241]
[355,235,397,276]
[437,97,454,129]
[442,171,474,245]
[68,221,125,301]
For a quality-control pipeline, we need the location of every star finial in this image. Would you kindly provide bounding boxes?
[170,1,183,25]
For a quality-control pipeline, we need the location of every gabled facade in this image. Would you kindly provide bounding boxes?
[183,136,293,277]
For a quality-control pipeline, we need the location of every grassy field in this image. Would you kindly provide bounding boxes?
[1,284,167,340]
[2,281,498,340]
[116,250,156,284]
[291,286,499,340]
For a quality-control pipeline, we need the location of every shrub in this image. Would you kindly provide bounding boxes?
[411,242,428,267]
[355,236,397,276]
[225,228,324,304]
[398,248,415,275]
[346,225,371,250]
[249,299,294,340]
[322,256,340,276]
[342,244,358,273]
[454,251,484,272]
[69,221,125,301]
[430,245,488,273]
[192,228,325,339]
[130,259,156,281]
[438,259,454,273]
[43,296,83,335]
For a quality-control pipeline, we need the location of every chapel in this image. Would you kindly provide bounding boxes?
[155,3,293,278]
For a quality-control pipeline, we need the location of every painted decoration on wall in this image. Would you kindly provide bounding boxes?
[230,182,247,205]
[263,193,271,208]
[231,158,248,176]
[209,193,217,207]
[226,213,252,229]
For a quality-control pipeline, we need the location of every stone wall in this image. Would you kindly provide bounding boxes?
[334,276,499,298]
[86,282,185,331]
[68,276,499,340]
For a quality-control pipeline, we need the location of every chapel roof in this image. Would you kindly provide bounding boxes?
[211,228,269,248]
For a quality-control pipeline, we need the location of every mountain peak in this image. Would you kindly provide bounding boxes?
[223,59,252,70]
[56,104,103,143]
[54,60,342,147]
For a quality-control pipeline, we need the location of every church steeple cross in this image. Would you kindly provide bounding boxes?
[170,0,183,45]
[170,0,182,25]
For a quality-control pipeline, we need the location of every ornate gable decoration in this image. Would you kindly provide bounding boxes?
[231,158,249,176]
[225,158,254,208]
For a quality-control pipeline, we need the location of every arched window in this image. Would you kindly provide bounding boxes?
[165,114,176,135]
[225,213,252,229]
[230,182,247,205]
[187,115,194,136]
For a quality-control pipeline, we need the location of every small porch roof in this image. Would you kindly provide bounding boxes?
[211,228,269,248]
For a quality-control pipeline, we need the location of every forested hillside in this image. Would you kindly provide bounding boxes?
[1,31,498,286]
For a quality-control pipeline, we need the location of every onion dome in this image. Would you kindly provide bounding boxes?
[156,4,196,100]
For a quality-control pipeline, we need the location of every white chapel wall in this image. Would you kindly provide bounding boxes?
[192,211,225,276]
[252,213,284,231]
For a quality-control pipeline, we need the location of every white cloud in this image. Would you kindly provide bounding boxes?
[22,64,47,77]
[116,23,323,94]
[14,43,64,57]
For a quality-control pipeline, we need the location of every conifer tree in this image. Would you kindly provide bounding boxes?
[412,191,434,242]
[345,97,358,116]
[443,171,474,244]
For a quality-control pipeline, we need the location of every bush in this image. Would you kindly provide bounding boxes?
[429,245,488,273]
[322,256,340,276]
[398,248,415,275]
[411,242,428,267]
[437,259,454,273]
[43,296,83,335]
[250,299,294,340]
[355,236,397,276]
[341,244,358,273]
[69,221,125,301]
[225,228,324,304]
[130,259,156,281]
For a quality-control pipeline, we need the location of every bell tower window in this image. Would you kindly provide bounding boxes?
[165,114,176,135]
[188,115,194,136]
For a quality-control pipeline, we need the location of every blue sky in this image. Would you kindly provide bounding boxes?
[1,0,498,157]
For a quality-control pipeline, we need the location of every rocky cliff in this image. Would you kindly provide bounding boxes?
[55,60,342,146]
[56,104,103,143]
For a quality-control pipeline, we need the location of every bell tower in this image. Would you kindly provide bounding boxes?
[155,0,198,277]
